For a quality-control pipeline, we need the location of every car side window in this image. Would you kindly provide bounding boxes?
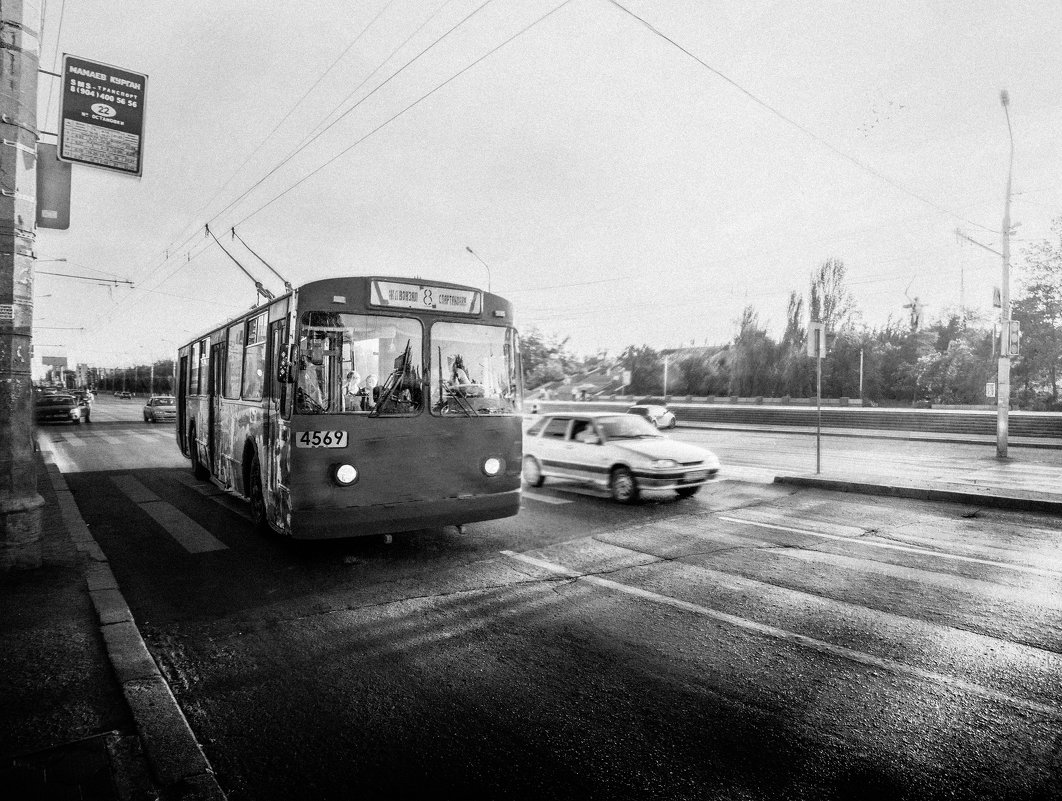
[569,419,591,441]
[542,418,570,439]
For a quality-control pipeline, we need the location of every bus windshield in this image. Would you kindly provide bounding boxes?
[431,321,519,416]
[297,311,423,416]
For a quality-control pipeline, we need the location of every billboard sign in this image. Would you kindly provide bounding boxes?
[58,55,147,176]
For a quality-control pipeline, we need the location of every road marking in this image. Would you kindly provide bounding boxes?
[98,433,124,446]
[717,515,1062,577]
[36,432,77,475]
[111,474,228,553]
[172,472,252,521]
[521,490,573,505]
[501,550,1062,719]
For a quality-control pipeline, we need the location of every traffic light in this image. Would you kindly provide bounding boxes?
[1007,320,1021,356]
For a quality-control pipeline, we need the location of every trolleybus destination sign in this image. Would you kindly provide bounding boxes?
[370,280,481,314]
[58,55,147,176]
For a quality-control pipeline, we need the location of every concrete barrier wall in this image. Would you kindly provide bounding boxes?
[528,400,1062,439]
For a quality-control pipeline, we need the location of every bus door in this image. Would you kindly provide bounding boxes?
[209,341,225,475]
[177,354,188,453]
[265,318,288,502]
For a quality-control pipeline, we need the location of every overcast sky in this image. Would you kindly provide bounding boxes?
[33,0,1062,367]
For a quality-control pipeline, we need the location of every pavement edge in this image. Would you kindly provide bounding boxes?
[773,474,1062,515]
[42,458,227,801]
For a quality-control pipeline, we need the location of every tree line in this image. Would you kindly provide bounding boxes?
[522,217,1062,411]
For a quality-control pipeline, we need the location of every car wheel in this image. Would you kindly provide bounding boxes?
[248,454,268,530]
[84,413,91,424]
[522,456,545,487]
[676,486,701,498]
[71,416,81,425]
[610,466,639,504]
[669,417,676,429]
[190,429,210,480]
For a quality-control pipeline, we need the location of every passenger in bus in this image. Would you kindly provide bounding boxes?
[451,355,471,386]
[342,370,361,411]
[297,356,326,411]
[361,374,378,411]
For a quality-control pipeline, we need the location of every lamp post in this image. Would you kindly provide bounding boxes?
[997,89,1014,459]
[464,246,492,293]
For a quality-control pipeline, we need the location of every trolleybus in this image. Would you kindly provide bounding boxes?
[175,276,523,539]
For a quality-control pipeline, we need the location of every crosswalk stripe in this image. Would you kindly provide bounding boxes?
[501,549,1062,720]
[111,474,228,553]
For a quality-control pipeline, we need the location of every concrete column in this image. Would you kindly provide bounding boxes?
[0,1,44,570]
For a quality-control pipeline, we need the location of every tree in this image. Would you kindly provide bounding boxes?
[728,306,777,396]
[809,257,856,332]
[520,327,574,389]
[1013,217,1062,406]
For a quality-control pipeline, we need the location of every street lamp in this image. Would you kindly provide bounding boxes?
[464,246,492,293]
[997,89,1014,459]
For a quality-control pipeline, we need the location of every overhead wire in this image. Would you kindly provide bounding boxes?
[92,0,479,328]
[604,0,999,234]
[149,0,401,276]
[216,0,499,231]
[233,0,575,228]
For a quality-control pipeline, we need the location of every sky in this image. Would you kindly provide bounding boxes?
[31,0,1062,368]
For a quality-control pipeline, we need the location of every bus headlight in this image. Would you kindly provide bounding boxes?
[482,457,503,476]
[332,463,359,486]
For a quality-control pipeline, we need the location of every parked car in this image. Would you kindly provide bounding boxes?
[626,404,677,429]
[143,395,177,423]
[523,412,719,502]
[119,391,132,399]
[34,393,90,425]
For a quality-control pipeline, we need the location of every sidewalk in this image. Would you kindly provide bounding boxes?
[0,452,225,801]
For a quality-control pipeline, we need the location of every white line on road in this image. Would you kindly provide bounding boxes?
[521,490,573,505]
[501,550,1062,720]
[111,474,228,553]
[717,516,1061,577]
[98,433,124,446]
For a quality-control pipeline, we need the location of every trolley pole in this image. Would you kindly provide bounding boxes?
[0,0,43,570]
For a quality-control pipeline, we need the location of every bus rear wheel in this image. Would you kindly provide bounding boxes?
[248,454,267,530]
[190,429,209,480]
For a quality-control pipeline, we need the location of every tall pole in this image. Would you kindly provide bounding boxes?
[0,1,43,569]
[997,90,1013,459]
[465,246,492,293]
[663,354,669,399]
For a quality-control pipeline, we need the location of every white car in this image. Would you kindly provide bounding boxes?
[523,412,720,503]
[626,404,677,429]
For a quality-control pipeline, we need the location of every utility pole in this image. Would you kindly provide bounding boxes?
[997,89,1014,459]
[662,354,669,399]
[0,0,43,569]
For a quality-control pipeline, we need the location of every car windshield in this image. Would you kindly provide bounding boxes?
[154,397,175,406]
[597,415,663,439]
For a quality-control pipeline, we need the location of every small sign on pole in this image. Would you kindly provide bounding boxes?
[59,54,147,176]
[986,382,996,399]
[807,322,826,359]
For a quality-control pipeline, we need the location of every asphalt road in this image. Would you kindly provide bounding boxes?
[38,396,1062,800]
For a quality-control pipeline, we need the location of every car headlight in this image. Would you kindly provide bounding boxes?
[650,459,678,469]
[331,463,359,486]
[482,457,504,476]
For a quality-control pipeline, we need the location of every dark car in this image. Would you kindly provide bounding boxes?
[119,391,132,399]
[143,395,177,423]
[35,393,89,425]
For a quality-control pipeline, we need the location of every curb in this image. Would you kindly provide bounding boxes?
[42,458,227,801]
[677,421,1062,449]
[774,474,1062,515]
